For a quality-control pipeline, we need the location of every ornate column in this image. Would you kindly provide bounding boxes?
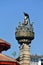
[15,13,34,65]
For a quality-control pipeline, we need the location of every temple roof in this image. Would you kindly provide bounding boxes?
[0,53,19,63]
[0,53,20,65]
[0,39,10,52]
[0,39,10,44]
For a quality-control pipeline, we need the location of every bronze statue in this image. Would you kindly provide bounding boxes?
[24,12,29,25]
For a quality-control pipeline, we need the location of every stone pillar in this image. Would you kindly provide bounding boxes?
[20,43,30,65]
[15,13,34,65]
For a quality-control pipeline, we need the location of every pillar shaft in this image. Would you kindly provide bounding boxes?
[20,43,30,65]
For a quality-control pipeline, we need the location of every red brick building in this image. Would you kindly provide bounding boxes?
[0,39,20,65]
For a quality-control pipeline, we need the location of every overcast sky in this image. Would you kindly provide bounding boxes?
[0,0,43,58]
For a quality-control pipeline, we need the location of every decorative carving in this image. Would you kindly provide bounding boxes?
[16,13,34,33]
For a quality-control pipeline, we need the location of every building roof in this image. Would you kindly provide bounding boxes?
[0,53,20,65]
[0,39,10,45]
[30,55,43,59]
[0,39,10,52]
[0,53,19,63]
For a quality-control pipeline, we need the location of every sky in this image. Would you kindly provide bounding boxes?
[0,0,43,59]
